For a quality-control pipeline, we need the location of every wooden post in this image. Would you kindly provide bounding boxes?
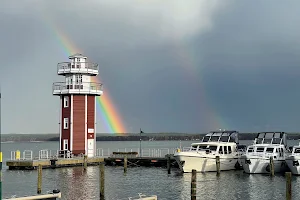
[0,152,2,200]
[84,155,87,171]
[37,164,42,194]
[191,169,197,200]
[167,154,171,174]
[100,163,105,200]
[286,172,292,200]
[124,155,128,174]
[270,156,274,177]
[216,156,220,176]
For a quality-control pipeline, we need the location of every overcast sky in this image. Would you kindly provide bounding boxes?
[1,0,300,134]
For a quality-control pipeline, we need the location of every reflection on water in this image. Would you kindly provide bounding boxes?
[2,140,300,199]
[3,166,300,200]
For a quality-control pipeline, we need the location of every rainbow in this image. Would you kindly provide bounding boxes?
[45,14,126,134]
[171,37,226,131]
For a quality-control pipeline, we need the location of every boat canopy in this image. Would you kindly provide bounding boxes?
[202,130,239,143]
[254,132,287,146]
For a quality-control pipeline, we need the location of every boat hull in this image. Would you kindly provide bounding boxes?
[286,156,300,175]
[174,152,239,173]
[241,156,287,174]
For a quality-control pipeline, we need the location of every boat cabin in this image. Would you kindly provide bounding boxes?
[246,145,286,157]
[202,130,239,143]
[189,143,237,155]
[254,132,287,146]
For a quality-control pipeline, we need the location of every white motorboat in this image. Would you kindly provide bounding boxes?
[240,132,289,174]
[285,141,300,175]
[174,130,244,173]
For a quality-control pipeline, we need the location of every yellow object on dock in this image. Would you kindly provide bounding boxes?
[15,150,20,160]
[0,152,2,162]
[176,148,181,153]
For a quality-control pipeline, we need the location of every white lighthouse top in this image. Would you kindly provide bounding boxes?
[56,53,98,76]
[68,53,87,59]
[53,53,103,96]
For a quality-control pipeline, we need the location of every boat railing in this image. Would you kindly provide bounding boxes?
[246,152,282,158]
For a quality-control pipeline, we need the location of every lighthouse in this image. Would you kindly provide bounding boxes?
[53,53,103,157]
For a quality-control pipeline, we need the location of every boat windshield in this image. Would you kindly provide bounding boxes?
[294,148,300,153]
[194,144,218,152]
[247,146,254,153]
[272,132,282,144]
[202,136,210,142]
[266,147,274,153]
[263,133,274,144]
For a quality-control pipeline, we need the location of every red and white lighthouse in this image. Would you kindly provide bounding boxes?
[53,53,103,157]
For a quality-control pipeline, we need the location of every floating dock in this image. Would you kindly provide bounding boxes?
[6,157,104,170]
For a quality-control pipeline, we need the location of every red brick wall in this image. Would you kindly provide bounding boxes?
[72,95,85,154]
[87,96,95,139]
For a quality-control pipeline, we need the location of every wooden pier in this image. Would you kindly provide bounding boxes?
[6,156,177,170]
[105,157,178,168]
[5,149,179,170]
[6,157,104,170]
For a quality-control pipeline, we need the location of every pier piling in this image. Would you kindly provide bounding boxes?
[286,172,292,200]
[100,163,105,200]
[0,152,2,200]
[167,155,171,174]
[270,156,274,177]
[37,164,42,194]
[84,155,87,171]
[191,169,197,200]
[124,155,128,174]
[216,156,220,176]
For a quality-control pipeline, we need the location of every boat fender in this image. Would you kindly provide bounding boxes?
[53,189,60,194]
[234,161,241,169]
[266,164,270,172]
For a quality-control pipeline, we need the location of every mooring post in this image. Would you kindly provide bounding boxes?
[124,155,128,174]
[84,155,87,171]
[191,169,197,200]
[216,156,220,176]
[270,156,274,177]
[167,154,171,174]
[286,172,292,200]
[37,164,42,194]
[100,163,105,200]
[0,152,2,200]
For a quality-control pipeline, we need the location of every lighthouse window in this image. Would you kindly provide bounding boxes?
[64,96,69,108]
[64,118,69,129]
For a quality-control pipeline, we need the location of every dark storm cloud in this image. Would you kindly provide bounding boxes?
[194,0,300,131]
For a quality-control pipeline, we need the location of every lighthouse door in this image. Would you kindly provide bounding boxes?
[87,139,94,157]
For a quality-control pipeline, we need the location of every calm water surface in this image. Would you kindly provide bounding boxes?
[1,140,300,200]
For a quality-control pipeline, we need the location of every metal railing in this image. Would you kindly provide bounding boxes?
[96,148,177,158]
[52,82,103,95]
[57,62,98,74]
[10,150,33,160]
[9,148,179,161]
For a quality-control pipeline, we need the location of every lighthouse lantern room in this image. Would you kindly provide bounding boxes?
[53,53,103,157]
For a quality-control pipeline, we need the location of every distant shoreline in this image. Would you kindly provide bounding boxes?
[1,132,300,142]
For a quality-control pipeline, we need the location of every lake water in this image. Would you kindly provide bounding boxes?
[1,140,300,200]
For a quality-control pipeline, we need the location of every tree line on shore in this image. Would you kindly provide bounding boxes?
[2,132,300,142]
